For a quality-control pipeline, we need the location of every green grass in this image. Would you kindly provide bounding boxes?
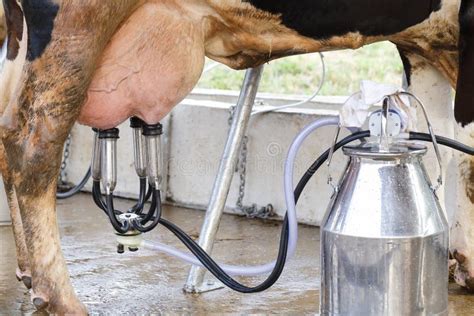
[197,42,404,96]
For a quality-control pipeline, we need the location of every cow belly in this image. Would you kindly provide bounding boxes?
[78,2,205,129]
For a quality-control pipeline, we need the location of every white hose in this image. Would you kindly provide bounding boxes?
[283,116,340,257]
[202,62,221,73]
[143,117,340,276]
[201,53,326,116]
[143,240,275,276]
[251,53,326,116]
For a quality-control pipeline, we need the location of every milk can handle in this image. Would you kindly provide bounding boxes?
[327,124,341,194]
[396,92,443,191]
[380,97,392,151]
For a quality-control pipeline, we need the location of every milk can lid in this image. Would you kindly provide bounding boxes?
[342,141,427,159]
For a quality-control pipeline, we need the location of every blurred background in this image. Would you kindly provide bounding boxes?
[198,42,403,95]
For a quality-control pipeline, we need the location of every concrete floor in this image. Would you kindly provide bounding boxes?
[0,194,473,315]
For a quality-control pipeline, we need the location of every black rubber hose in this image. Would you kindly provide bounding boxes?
[133,190,162,233]
[106,194,130,234]
[92,180,107,213]
[294,130,371,202]
[130,178,148,214]
[159,216,288,293]
[140,188,159,225]
[409,132,474,155]
[99,129,470,292]
[145,184,153,204]
[156,130,371,293]
[158,128,474,292]
[56,167,92,199]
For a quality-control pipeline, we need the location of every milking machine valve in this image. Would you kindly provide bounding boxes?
[91,118,163,252]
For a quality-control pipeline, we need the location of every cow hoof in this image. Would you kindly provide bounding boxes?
[32,297,49,311]
[21,276,32,289]
[449,259,458,282]
[453,250,467,265]
[15,269,32,289]
[465,278,474,293]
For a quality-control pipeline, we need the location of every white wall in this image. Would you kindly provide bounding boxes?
[0,180,10,225]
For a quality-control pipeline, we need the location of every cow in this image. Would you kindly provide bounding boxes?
[0,0,472,314]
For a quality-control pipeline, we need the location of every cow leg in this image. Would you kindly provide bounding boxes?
[2,127,85,313]
[450,125,474,291]
[0,143,31,289]
[0,0,31,289]
[397,49,455,214]
[450,0,474,292]
[0,1,140,313]
[397,48,461,280]
[0,69,88,312]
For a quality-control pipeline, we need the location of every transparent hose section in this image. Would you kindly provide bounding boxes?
[143,116,340,276]
[251,53,326,116]
[201,53,326,116]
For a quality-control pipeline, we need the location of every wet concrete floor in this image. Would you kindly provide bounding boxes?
[0,193,473,315]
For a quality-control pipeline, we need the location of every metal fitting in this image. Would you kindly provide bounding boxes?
[116,230,143,253]
[143,123,163,189]
[142,123,163,137]
[90,123,164,236]
[99,128,119,195]
[130,117,147,178]
[91,129,102,181]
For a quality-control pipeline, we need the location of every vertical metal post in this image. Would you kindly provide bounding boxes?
[183,66,264,293]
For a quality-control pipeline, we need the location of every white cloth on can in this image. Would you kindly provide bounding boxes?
[339,80,417,131]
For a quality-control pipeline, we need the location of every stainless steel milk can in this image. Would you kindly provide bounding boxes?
[320,142,449,316]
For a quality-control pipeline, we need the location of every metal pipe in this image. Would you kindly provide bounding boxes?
[0,37,8,71]
[184,66,264,293]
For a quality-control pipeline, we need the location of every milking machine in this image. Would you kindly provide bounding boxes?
[322,94,448,316]
[91,118,163,238]
[90,91,473,312]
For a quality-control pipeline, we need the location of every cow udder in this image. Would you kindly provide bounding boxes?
[78,2,205,129]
